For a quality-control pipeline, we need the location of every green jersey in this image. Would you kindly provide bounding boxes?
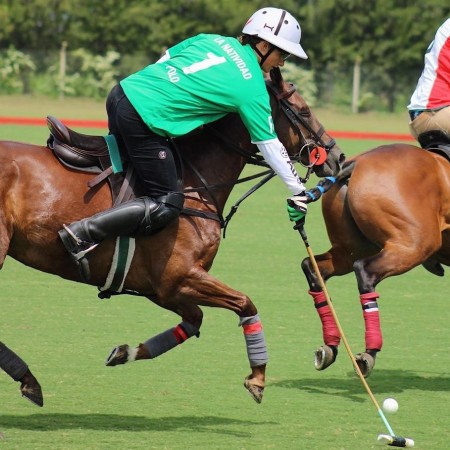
[120,34,276,142]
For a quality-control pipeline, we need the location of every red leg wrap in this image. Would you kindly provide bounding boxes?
[173,324,188,344]
[309,290,340,346]
[242,321,263,335]
[360,292,383,351]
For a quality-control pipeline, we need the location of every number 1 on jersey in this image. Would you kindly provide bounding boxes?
[182,52,226,75]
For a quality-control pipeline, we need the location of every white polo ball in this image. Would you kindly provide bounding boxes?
[382,398,398,413]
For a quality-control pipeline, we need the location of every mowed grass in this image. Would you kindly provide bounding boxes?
[0,97,449,449]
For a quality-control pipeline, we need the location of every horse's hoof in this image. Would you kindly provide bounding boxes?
[244,376,264,404]
[314,345,337,370]
[354,352,376,378]
[105,344,129,366]
[20,374,43,407]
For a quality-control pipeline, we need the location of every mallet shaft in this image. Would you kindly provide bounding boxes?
[296,224,414,446]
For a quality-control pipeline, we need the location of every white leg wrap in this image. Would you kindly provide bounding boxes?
[127,346,138,362]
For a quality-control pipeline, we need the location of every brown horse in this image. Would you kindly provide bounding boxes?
[301,141,450,377]
[0,69,345,407]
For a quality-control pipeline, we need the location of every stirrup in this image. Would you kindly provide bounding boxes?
[59,225,98,282]
[61,224,99,260]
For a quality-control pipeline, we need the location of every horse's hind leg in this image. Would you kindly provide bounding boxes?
[301,181,365,371]
[301,247,355,371]
[0,342,43,407]
[106,268,267,403]
[352,238,438,377]
[106,306,202,367]
[107,303,267,403]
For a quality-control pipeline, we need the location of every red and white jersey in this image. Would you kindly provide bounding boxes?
[408,18,450,110]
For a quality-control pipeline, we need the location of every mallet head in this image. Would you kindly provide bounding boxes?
[377,434,414,447]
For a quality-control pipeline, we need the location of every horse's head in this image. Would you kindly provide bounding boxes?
[266,68,345,182]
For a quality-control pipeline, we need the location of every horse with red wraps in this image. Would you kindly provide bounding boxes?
[301,136,450,377]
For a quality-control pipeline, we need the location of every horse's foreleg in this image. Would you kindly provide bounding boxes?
[0,224,44,405]
[0,342,43,407]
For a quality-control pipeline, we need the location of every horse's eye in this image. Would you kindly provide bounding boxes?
[299,107,311,118]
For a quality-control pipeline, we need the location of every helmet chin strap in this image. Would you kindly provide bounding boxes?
[253,44,276,67]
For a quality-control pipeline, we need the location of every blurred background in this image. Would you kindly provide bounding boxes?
[1,0,449,113]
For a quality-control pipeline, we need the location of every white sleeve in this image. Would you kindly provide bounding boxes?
[255,138,305,195]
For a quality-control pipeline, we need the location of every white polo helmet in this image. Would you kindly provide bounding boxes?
[242,7,308,59]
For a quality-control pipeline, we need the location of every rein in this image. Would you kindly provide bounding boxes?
[174,131,276,229]
[269,82,336,152]
[266,82,337,182]
[177,79,335,232]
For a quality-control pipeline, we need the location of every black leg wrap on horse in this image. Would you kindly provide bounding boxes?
[0,342,28,381]
[58,193,184,279]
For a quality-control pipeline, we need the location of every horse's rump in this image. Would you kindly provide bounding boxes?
[302,142,450,379]
[323,143,450,268]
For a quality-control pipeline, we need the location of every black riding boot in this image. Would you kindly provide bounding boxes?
[59,194,184,281]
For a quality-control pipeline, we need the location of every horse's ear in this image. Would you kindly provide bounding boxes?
[269,68,283,89]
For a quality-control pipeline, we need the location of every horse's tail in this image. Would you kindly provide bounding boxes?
[336,159,355,183]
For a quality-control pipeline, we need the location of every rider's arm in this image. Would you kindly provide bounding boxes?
[256,139,305,195]
[239,95,305,195]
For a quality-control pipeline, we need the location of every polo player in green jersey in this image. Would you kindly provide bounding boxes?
[59,7,310,276]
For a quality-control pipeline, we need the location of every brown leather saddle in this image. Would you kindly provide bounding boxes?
[46,116,139,205]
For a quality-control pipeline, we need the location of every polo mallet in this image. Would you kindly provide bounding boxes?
[289,206,414,447]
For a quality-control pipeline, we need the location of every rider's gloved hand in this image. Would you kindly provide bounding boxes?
[287,193,308,223]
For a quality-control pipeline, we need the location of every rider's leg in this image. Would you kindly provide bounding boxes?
[59,84,183,274]
[59,194,184,262]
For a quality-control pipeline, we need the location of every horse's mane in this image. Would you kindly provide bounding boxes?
[268,67,289,94]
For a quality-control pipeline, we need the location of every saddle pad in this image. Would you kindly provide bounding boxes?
[104,134,123,173]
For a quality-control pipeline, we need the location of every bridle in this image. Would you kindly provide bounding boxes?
[265,80,337,182]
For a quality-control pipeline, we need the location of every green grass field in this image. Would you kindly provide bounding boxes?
[0,97,449,449]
